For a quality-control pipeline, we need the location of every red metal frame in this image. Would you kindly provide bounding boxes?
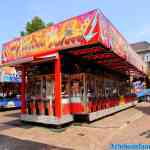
[21,65,26,113]
[54,53,62,118]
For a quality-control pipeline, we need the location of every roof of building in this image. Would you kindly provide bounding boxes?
[130,41,150,53]
[1,9,148,75]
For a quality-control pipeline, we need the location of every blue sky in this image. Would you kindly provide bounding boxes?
[0,0,150,47]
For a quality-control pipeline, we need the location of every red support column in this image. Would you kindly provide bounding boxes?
[54,53,62,118]
[21,65,26,114]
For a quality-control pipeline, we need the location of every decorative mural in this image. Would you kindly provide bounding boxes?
[2,10,99,62]
[98,10,147,73]
[99,10,128,59]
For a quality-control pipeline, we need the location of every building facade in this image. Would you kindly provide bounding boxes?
[131,41,150,66]
[131,41,150,87]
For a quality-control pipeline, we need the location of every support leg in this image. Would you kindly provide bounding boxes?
[54,53,62,118]
[21,65,26,113]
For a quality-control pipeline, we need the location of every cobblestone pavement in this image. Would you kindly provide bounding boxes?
[0,102,149,150]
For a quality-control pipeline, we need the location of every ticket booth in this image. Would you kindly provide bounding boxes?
[1,9,147,125]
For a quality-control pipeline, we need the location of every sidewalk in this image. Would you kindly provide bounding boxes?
[0,102,149,150]
[107,103,150,146]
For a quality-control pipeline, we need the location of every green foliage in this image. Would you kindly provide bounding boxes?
[26,16,45,34]
[21,16,53,36]
[20,31,26,36]
[47,22,54,27]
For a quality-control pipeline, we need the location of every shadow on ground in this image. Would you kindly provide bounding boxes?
[1,119,71,132]
[0,108,20,112]
[0,119,34,132]
[4,112,20,118]
[0,110,34,131]
[1,111,70,132]
[0,134,73,150]
[4,119,33,129]
[135,102,150,115]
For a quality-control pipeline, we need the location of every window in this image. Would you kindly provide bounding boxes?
[144,53,150,62]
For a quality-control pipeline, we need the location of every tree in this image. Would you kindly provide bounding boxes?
[20,31,26,36]
[47,22,54,27]
[20,16,50,36]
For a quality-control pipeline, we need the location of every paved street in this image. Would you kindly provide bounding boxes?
[0,102,149,150]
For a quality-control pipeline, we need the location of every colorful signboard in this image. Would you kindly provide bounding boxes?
[132,80,144,94]
[99,10,128,59]
[2,10,99,62]
[1,9,147,75]
[0,67,21,83]
[98,10,147,74]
